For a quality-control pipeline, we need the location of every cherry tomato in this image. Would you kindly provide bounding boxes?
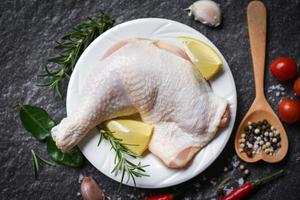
[278,99,300,123]
[270,57,297,81]
[294,77,300,96]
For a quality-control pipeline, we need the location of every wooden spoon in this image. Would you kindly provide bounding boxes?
[234,1,288,163]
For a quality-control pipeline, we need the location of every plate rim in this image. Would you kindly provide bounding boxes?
[66,17,237,188]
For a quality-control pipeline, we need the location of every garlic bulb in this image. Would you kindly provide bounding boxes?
[81,177,105,200]
[188,0,222,27]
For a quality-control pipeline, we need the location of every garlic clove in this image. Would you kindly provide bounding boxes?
[188,0,222,27]
[81,177,105,200]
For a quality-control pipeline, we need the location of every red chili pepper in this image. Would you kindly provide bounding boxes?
[143,194,173,200]
[143,186,186,200]
[221,169,284,200]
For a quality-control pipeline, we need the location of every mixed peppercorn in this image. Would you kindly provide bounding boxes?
[239,120,281,157]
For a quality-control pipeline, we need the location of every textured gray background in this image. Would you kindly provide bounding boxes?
[1,0,300,199]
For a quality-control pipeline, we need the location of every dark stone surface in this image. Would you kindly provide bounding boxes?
[1,0,300,199]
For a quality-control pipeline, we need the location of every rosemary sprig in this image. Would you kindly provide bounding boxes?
[39,14,114,97]
[97,128,149,186]
[31,149,56,178]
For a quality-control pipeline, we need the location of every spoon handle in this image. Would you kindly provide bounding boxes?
[247,1,267,101]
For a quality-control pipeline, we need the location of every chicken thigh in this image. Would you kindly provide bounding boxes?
[51,39,229,168]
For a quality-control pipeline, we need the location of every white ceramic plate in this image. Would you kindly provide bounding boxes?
[67,18,237,188]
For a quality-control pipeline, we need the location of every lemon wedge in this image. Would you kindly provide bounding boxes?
[177,36,223,80]
[104,120,153,156]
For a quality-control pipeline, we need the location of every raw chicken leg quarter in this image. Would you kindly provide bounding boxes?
[51,39,230,168]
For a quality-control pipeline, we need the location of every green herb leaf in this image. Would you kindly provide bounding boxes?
[19,105,55,142]
[97,128,149,186]
[38,155,56,167]
[39,13,114,97]
[31,150,40,178]
[47,137,84,168]
[31,149,56,178]
[19,104,85,168]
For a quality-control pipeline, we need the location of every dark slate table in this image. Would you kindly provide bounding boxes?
[1,0,300,199]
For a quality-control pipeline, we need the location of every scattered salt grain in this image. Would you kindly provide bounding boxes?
[223,185,234,195]
[201,175,207,181]
[127,194,135,199]
[78,173,84,183]
[237,178,244,186]
[210,178,217,186]
[231,155,240,168]
[193,182,201,188]
[77,192,81,196]
[268,84,285,99]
